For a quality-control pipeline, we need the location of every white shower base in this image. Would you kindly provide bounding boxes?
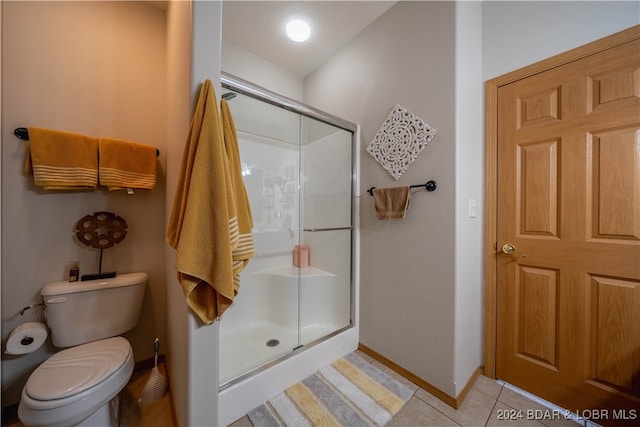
[219,320,340,385]
[217,260,356,426]
[218,326,358,426]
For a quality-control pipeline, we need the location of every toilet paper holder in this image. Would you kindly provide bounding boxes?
[16,304,46,346]
[19,302,44,316]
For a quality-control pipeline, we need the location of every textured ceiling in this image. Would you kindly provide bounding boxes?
[222,1,397,77]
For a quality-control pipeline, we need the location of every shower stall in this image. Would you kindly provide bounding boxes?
[218,73,359,424]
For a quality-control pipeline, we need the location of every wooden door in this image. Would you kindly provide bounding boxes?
[496,37,640,424]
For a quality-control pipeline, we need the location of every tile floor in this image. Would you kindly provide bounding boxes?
[3,351,599,427]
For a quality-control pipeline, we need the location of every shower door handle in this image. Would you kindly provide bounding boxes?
[303,226,354,232]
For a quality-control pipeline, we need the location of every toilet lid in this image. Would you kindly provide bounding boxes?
[24,337,131,401]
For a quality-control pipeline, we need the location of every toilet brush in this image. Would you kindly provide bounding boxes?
[139,338,167,402]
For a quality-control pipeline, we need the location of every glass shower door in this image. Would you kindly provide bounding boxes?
[298,117,353,345]
[218,91,302,386]
[218,79,355,389]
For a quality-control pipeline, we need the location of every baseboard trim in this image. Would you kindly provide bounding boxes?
[134,353,166,371]
[456,365,484,407]
[358,343,483,410]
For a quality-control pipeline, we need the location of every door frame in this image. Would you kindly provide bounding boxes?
[483,24,640,379]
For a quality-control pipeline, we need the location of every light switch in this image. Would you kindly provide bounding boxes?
[468,198,477,218]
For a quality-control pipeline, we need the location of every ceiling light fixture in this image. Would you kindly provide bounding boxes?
[285,19,311,43]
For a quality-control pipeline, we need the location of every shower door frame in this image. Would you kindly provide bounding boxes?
[219,72,359,390]
[221,73,357,133]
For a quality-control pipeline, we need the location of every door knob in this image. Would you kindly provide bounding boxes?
[501,243,516,254]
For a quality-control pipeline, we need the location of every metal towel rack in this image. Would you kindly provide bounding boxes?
[367,180,437,196]
[14,127,160,157]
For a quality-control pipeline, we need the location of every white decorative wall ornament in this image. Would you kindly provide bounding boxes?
[366,104,437,180]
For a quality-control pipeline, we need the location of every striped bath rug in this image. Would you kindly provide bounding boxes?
[248,352,413,427]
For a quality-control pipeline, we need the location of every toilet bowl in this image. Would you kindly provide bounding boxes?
[18,337,134,427]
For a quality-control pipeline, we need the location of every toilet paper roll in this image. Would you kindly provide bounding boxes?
[5,322,48,355]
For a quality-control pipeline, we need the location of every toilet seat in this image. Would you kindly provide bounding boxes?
[25,336,131,402]
[18,336,134,427]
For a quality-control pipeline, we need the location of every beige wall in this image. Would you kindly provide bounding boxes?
[165,1,225,425]
[1,1,167,406]
[482,1,640,80]
[305,1,459,396]
[165,1,192,425]
[454,0,484,395]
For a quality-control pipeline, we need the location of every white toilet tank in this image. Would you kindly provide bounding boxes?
[41,272,147,348]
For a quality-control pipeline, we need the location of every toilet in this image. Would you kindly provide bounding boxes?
[18,272,147,427]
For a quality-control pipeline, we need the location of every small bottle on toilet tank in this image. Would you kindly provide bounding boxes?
[68,261,79,282]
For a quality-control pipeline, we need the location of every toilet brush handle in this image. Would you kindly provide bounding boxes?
[153,338,160,367]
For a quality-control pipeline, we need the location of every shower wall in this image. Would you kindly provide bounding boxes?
[219,128,301,385]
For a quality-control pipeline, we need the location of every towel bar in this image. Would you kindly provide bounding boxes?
[14,127,160,157]
[367,180,436,196]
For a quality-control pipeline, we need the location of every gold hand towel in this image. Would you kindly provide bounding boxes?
[373,186,411,220]
[23,127,98,190]
[166,80,238,324]
[221,99,255,291]
[98,138,157,191]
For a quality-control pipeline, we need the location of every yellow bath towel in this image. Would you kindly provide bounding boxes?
[373,186,411,220]
[99,138,157,191]
[221,99,255,291]
[23,127,99,190]
[166,80,239,324]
